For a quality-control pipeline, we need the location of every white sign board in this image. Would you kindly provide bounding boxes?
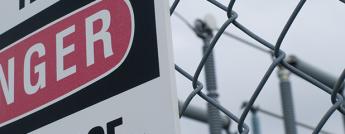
[0,0,180,133]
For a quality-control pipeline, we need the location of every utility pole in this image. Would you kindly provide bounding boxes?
[278,67,298,134]
[251,108,261,134]
[194,18,222,134]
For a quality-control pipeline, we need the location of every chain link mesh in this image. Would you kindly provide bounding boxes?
[169,0,345,133]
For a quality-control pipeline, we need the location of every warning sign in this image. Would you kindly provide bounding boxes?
[0,0,180,133]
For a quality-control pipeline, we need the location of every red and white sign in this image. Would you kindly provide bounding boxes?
[0,0,133,125]
[0,0,180,133]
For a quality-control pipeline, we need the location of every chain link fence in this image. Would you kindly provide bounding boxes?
[169,0,345,134]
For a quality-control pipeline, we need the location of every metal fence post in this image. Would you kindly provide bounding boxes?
[251,108,261,134]
[278,67,298,134]
[194,19,222,134]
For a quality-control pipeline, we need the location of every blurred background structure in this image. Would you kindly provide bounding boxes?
[169,0,345,133]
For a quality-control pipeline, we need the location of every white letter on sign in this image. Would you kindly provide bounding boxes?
[56,25,76,81]
[0,58,15,105]
[24,43,46,95]
[85,10,113,67]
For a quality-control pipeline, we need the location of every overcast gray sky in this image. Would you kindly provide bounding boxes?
[169,0,345,133]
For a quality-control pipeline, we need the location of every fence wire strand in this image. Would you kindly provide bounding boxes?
[170,0,345,133]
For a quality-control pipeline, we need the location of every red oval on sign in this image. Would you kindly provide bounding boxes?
[0,0,134,125]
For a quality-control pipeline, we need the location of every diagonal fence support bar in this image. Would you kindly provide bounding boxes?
[278,67,298,134]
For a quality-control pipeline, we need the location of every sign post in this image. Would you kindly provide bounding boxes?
[0,0,180,133]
